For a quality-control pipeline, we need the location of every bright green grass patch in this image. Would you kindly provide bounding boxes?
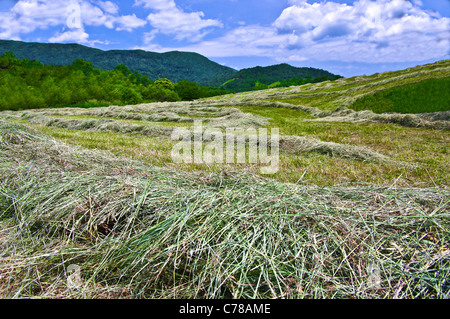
[236,105,314,126]
[273,70,450,111]
[349,77,450,114]
[34,124,177,167]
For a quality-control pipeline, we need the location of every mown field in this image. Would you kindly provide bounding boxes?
[0,59,449,298]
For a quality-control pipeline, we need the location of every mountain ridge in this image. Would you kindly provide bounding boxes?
[0,39,236,86]
[222,63,341,91]
[0,40,340,89]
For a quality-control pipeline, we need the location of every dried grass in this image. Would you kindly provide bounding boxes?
[312,108,450,130]
[279,135,391,162]
[1,120,448,299]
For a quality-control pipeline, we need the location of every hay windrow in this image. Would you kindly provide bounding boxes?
[0,121,448,298]
[11,112,392,162]
[19,103,266,128]
[311,108,450,130]
[279,135,391,162]
[206,100,449,130]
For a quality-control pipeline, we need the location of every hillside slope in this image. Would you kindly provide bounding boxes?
[219,59,450,116]
[0,40,236,86]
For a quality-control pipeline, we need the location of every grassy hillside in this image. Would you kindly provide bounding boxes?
[350,77,450,114]
[0,59,449,299]
[0,40,237,86]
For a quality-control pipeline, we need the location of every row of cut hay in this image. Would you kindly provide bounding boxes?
[18,103,268,128]
[279,135,391,163]
[311,108,450,130]
[209,99,450,130]
[24,105,229,122]
[8,112,391,163]
[0,120,448,298]
[204,99,326,117]
[25,113,175,138]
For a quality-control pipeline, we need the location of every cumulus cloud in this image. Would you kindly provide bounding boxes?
[134,0,176,11]
[167,0,448,64]
[115,14,148,32]
[271,0,449,62]
[151,0,448,68]
[0,0,147,44]
[94,0,119,15]
[48,29,90,43]
[134,0,222,42]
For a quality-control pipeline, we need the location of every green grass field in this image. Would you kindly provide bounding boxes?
[350,77,450,114]
[0,59,449,299]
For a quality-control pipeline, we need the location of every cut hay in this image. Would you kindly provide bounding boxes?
[17,112,391,162]
[210,100,450,130]
[279,135,391,162]
[19,102,268,129]
[221,62,450,103]
[311,108,450,130]
[0,120,448,299]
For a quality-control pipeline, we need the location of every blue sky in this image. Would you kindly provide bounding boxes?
[0,0,449,77]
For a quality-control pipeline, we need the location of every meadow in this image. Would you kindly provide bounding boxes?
[0,59,449,298]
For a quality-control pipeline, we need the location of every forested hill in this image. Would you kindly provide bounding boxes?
[0,40,236,86]
[222,63,341,92]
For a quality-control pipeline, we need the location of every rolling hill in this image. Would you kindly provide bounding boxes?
[222,63,341,91]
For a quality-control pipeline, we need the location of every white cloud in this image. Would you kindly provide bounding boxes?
[115,14,148,32]
[0,12,24,40]
[270,0,450,62]
[48,29,90,43]
[0,0,147,43]
[135,0,222,42]
[163,0,449,64]
[134,0,176,11]
[95,1,119,15]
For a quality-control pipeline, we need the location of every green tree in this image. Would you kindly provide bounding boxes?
[143,84,180,102]
[175,80,201,101]
[70,59,97,75]
[119,86,143,105]
[154,78,175,91]
[0,51,19,69]
[254,81,268,90]
[113,64,132,77]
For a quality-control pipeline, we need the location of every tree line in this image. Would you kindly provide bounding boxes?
[0,51,231,111]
